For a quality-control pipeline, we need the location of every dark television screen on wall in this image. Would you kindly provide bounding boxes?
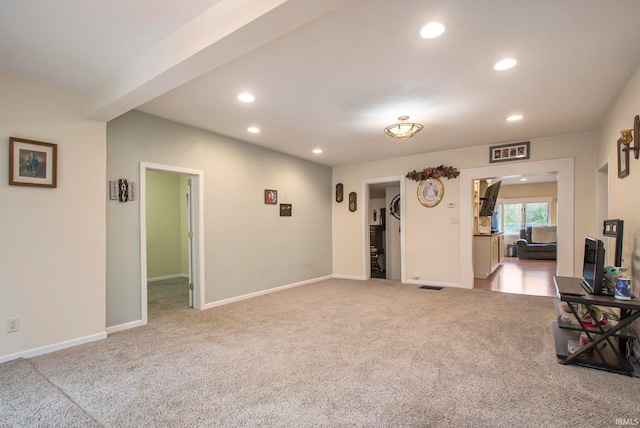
[479,181,501,217]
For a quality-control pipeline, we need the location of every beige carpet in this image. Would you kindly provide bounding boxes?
[2,278,639,427]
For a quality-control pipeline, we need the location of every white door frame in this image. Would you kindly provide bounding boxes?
[362,175,406,282]
[139,162,205,324]
[597,159,612,264]
[186,179,195,308]
[459,158,575,289]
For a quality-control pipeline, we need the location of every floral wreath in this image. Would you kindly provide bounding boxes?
[406,165,460,181]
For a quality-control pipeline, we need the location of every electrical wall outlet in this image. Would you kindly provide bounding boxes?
[412,275,420,280]
[7,318,19,333]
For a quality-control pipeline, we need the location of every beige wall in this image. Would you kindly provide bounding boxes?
[146,170,188,279]
[0,71,106,361]
[596,64,640,297]
[333,132,596,286]
[107,110,332,328]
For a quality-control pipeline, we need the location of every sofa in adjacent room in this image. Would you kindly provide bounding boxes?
[515,225,557,260]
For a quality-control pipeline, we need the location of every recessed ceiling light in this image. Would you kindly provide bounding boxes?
[247,127,260,133]
[312,149,323,154]
[506,114,523,122]
[420,22,445,39]
[238,93,255,102]
[494,58,517,71]
[520,178,528,182]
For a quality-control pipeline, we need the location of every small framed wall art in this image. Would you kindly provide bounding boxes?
[9,137,58,188]
[489,141,530,163]
[280,203,292,216]
[265,189,278,204]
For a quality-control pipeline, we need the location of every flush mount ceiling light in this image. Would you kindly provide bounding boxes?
[507,114,523,121]
[384,115,423,139]
[312,148,323,154]
[494,58,517,71]
[238,92,255,102]
[420,22,445,39]
[247,127,260,133]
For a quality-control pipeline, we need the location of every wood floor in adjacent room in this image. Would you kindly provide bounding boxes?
[474,256,557,297]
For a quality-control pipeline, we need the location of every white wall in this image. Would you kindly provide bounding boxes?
[0,71,106,361]
[333,132,596,287]
[107,110,332,328]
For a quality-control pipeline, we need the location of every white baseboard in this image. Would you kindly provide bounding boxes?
[202,275,333,310]
[106,319,146,335]
[0,332,107,363]
[147,274,188,283]
[332,274,365,281]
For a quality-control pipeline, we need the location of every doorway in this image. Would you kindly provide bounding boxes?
[459,158,575,289]
[145,170,190,314]
[362,176,406,282]
[139,162,205,325]
[473,173,558,295]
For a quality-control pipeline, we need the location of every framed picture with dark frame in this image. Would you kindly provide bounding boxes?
[489,141,530,163]
[9,137,58,188]
[618,138,629,178]
[279,203,292,216]
[264,189,277,204]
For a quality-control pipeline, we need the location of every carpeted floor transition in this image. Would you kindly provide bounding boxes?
[1,278,639,427]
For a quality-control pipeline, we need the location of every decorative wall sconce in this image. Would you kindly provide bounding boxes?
[620,115,640,159]
[348,192,357,212]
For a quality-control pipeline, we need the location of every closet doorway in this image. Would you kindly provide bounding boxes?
[139,162,205,324]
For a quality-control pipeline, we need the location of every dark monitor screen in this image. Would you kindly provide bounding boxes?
[581,236,605,294]
[479,181,501,217]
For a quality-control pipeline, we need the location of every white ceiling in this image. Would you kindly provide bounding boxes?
[2,0,640,167]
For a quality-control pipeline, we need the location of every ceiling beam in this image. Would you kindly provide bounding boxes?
[87,0,352,122]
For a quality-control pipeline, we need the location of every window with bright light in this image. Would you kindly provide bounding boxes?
[498,197,551,235]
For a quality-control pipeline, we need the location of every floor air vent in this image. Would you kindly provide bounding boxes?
[418,285,443,291]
